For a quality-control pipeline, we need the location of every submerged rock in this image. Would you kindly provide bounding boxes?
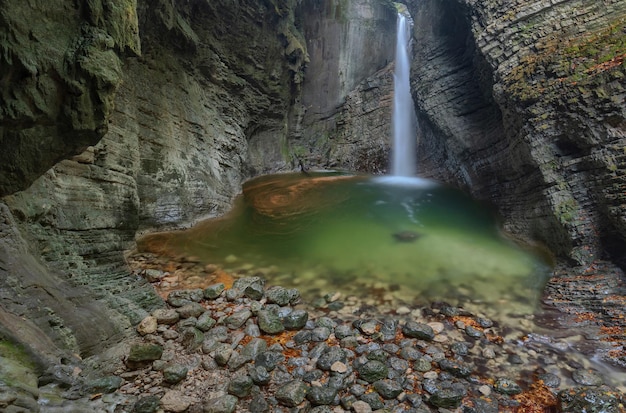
[392,230,421,243]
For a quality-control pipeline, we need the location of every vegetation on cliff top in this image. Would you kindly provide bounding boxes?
[506,19,626,103]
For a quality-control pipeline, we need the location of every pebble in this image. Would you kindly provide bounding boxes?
[204,283,225,299]
[227,375,253,397]
[351,400,373,413]
[494,378,522,395]
[257,309,284,334]
[203,394,238,413]
[225,309,252,329]
[482,347,496,359]
[373,379,402,399]
[73,270,621,413]
[572,368,603,386]
[136,316,158,336]
[331,361,348,373]
[357,360,388,383]
[162,364,188,384]
[402,321,435,340]
[161,390,194,412]
[176,302,206,318]
[152,308,180,325]
[478,384,492,396]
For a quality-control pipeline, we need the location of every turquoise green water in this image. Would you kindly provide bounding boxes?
[139,172,550,308]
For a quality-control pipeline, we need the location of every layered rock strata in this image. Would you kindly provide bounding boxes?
[408,0,626,268]
[406,0,626,366]
[290,0,397,172]
[1,0,306,361]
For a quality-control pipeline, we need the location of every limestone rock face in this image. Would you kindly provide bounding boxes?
[289,0,397,171]
[1,0,305,359]
[407,0,626,270]
[406,0,626,366]
[0,0,140,196]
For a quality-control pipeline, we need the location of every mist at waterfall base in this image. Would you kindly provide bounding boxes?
[138,172,550,311]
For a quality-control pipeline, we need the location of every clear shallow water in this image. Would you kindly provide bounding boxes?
[138,172,551,311]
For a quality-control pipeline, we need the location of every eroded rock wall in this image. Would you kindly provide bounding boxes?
[0,0,305,358]
[289,0,398,171]
[407,0,626,269]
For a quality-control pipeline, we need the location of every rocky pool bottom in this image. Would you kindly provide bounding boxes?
[2,254,624,413]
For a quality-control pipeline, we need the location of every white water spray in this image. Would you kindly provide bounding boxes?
[391,13,417,177]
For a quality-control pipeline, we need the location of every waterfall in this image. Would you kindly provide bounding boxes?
[391,13,417,177]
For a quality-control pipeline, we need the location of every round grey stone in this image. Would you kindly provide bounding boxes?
[317,347,346,371]
[428,388,465,409]
[225,309,252,329]
[360,393,384,410]
[249,365,271,385]
[334,325,353,339]
[204,283,225,299]
[311,326,331,342]
[244,283,265,300]
[87,376,123,393]
[227,375,254,397]
[152,308,180,325]
[402,321,435,341]
[196,312,217,332]
[132,395,160,413]
[265,286,291,306]
[465,325,483,338]
[255,351,285,371]
[438,359,473,378]
[275,379,308,407]
[128,344,163,362]
[373,379,403,399]
[214,343,233,366]
[283,309,309,330]
[357,360,388,383]
[257,310,284,334]
[162,364,188,384]
[307,386,338,406]
[176,302,206,319]
[203,395,238,413]
[413,357,432,372]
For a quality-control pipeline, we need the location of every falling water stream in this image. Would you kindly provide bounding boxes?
[391,12,417,177]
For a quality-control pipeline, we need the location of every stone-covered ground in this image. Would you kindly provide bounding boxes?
[4,254,623,413]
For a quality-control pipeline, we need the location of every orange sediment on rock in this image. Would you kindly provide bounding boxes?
[512,380,558,413]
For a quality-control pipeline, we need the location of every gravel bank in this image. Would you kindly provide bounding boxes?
[5,256,623,413]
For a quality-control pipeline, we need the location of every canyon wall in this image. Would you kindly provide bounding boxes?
[0,0,307,359]
[290,0,397,172]
[407,0,626,270]
[0,0,397,364]
[406,0,626,365]
[1,0,625,370]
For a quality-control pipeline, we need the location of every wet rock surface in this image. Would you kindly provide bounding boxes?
[4,257,621,413]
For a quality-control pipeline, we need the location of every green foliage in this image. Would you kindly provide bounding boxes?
[0,339,37,371]
[555,198,578,225]
[505,18,626,103]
